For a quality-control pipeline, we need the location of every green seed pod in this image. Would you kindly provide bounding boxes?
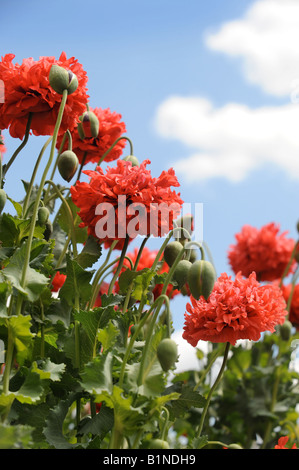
[37,206,50,225]
[0,189,7,214]
[122,155,140,167]
[149,439,170,449]
[279,320,293,341]
[187,259,216,300]
[227,443,243,449]
[77,110,100,139]
[58,150,79,182]
[49,64,78,95]
[157,338,178,372]
[164,241,184,267]
[172,259,192,289]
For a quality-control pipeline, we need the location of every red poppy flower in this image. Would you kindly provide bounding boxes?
[0,52,88,139]
[281,283,299,328]
[183,271,287,346]
[115,246,180,300]
[274,436,297,449]
[56,106,126,165]
[51,271,67,292]
[70,159,183,249]
[228,223,296,282]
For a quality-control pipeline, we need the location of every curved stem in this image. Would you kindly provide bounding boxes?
[195,342,230,441]
[15,90,68,316]
[108,236,129,296]
[22,136,53,217]
[3,113,32,177]
[96,136,134,167]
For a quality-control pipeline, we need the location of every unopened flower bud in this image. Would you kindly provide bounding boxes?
[279,319,293,341]
[58,150,79,182]
[164,241,184,267]
[49,64,78,95]
[173,259,192,289]
[43,219,53,241]
[187,259,216,300]
[227,444,243,449]
[77,110,100,139]
[37,206,50,225]
[122,155,140,167]
[157,338,178,372]
[0,189,7,214]
[149,439,170,449]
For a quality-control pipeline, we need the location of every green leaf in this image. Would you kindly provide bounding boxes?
[0,423,33,449]
[56,196,88,244]
[59,254,93,306]
[75,235,102,269]
[97,321,119,353]
[77,405,114,439]
[43,393,79,449]
[2,243,49,302]
[118,268,155,301]
[167,385,206,418]
[80,353,113,399]
[31,359,66,382]
[102,386,144,434]
[6,196,23,218]
[0,315,34,363]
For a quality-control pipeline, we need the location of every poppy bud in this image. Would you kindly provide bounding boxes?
[187,260,216,300]
[49,64,78,95]
[172,260,192,289]
[37,206,50,225]
[227,444,243,449]
[279,320,292,341]
[58,150,79,182]
[149,439,170,449]
[157,338,178,372]
[164,241,184,267]
[77,110,100,139]
[174,213,194,240]
[122,155,140,167]
[0,189,7,214]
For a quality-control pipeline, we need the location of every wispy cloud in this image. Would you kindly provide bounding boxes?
[205,0,299,97]
[154,0,299,183]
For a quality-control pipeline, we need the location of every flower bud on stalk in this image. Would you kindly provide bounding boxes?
[172,259,192,289]
[77,109,100,139]
[279,319,292,341]
[37,206,50,225]
[0,189,7,214]
[157,338,178,372]
[122,155,140,167]
[188,259,216,300]
[164,241,184,267]
[49,64,78,95]
[149,439,170,449]
[58,150,79,182]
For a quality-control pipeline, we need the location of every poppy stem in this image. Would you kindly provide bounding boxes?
[2,113,33,177]
[96,136,134,167]
[15,90,68,318]
[108,235,130,296]
[195,342,230,442]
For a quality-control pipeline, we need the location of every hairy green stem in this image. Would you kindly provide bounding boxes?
[195,342,230,441]
[3,113,33,177]
[15,90,68,317]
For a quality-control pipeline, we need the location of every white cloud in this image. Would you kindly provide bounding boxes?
[155,95,299,182]
[205,0,299,97]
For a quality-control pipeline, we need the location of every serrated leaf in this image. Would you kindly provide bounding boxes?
[56,196,88,244]
[2,243,49,302]
[97,321,119,353]
[59,254,93,306]
[43,393,79,449]
[168,385,206,418]
[77,405,114,439]
[80,353,113,398]
[75,235,102,269]
[32,359,65,382]
[118,268,154,301]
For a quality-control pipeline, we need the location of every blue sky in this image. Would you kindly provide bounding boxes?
[2,0,299,334]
